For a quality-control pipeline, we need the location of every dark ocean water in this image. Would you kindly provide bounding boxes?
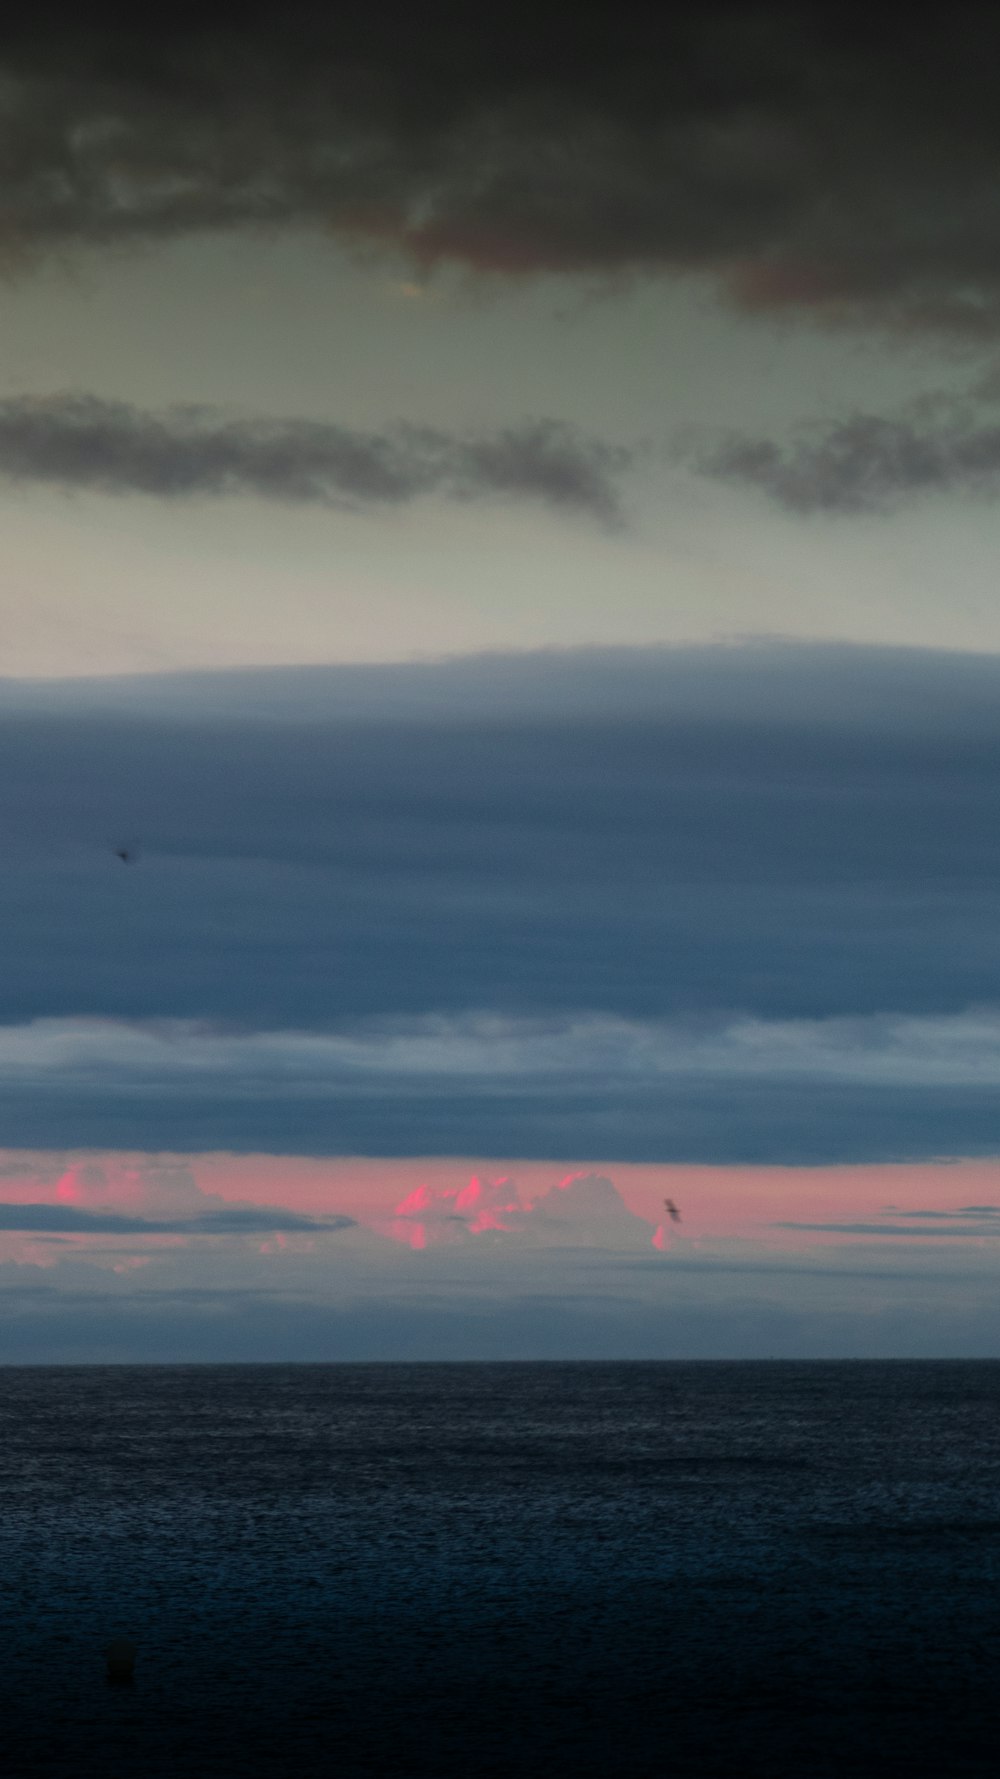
[2,1362,1000,1778]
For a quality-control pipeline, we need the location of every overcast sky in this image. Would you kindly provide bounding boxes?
[4,3,1000,1357]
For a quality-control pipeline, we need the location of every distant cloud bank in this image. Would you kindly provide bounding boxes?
[386,1170,662,1249]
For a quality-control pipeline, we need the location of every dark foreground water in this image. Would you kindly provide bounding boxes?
[2,1363,1000,1778]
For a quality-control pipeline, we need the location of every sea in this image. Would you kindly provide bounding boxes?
[2,1361,1000,1778]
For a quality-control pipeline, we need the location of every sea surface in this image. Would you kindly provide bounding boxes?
[2,1361,1000,1777]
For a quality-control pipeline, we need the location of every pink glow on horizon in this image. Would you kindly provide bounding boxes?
[3,1150,1000,1269]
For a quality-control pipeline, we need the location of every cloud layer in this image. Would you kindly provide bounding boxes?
[4,7,1000,329]
[2,1008,1000,1096]
[696,396,1000,514]
[6,1147,1000,1358]
[0,395,628,522]
[0,1201,352,1234]
[0,1010,997,1163]
[1,642,1000,1160]
[387,1170,660,1249]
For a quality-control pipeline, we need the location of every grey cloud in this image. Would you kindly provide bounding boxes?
[0,396,628,523]
[774,1222,1000,1238]
[0,642,999,1161]
[2,1008,999,1098]
[388,1170,656,1250]
[0,1202,354,1234]
[2,1060,1000,1167]
[696,409,1000,515]
[1,8,1000,328]
[882,1206,1000,1220]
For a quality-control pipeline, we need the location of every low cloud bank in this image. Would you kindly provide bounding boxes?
[5,1275,1000,1362]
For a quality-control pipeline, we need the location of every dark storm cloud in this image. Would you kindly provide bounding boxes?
[3,641,1000,1161]
[0,1202,353,1234]
[1,6,1000,329]
[695,406,1000,514]
[0,395,628,523]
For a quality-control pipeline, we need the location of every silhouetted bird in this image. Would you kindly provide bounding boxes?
[664,1198,681,1223]
[114,849,137,864]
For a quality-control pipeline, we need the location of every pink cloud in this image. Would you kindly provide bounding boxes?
[385,1169,659,1250]
[50,1157,208,1216]
[54,1162,112,1205]
[4,1150,1000,1274]
[455,1175,524,1232]
[387,1181,465,1249]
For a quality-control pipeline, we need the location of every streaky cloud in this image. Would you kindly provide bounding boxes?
[0,1011,998,1163]
[0,395,629,524]
[694,407,1000,515]
[883,1205,1000,1220]
[0,1201,355,1235]
[0,642,997,1161]
[773,1221,1000,1238]
[2,1009,1000,1093]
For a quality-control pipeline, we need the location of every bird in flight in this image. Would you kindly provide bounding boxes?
[114,848,138,864]
[664,1198,681,1223]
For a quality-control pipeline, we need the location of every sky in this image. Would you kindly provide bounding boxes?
[4,2,1000,1357]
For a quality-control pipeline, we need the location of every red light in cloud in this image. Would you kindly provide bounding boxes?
[455,1175,524,1233]
[388,1177,526,1248]
[385,1170,659,1249]
[389,1182,441,1248]
[54,1162,108,1205]
[53,1160,160,1211]
[15,1150,1000,1273]
[395,1184,436,1216]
